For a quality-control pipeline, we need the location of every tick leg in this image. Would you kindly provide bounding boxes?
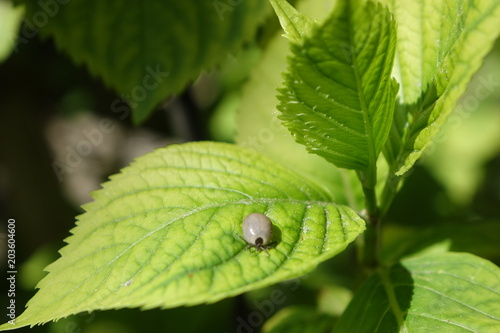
[237,234,246,243]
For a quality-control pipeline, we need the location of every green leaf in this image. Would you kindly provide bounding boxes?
[380,0,500,176]
[384,0,463,105]
[423,54,500,205]
[269,0,316,44]
[1,142,365,330]
[236,29,364,209]
[334,252,500,332]
[278,0,398,171]
[0,1,24,62]
[263,306,335,333]
[16,0,269,124]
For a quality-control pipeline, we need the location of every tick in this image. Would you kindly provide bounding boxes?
[241,213,276,253]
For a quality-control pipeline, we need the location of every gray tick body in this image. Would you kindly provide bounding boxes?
[242,213,276,252]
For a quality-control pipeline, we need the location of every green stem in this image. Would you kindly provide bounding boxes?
[361,180,378,217]
[361,170,402,272]
[380,172,401,216]
[361,184,379,270]
[357,169,379,271]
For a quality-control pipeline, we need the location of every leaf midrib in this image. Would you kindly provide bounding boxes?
[378,268,409,332]
[79,197,339,242]
[347,2,377,172]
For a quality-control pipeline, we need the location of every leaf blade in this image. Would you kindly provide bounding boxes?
[381,0,500,175]
[278,0,398,171]
[235,26,364,208]
[1,142,365,330]
[334,252,500,332]
[16,0,269,123]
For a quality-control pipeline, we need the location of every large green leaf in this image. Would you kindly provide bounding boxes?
[0,142,365,330]
[334,252,500,332]
[277,0,398,171]
[380,0,500,175]
[16,0,269,123]
[236,0,364,209]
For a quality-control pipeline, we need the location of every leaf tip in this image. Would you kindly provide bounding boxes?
[269,0,315,44]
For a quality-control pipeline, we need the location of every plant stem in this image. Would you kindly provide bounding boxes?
[361,183,379,270]
[380,172,401,216]
[357,169,380,270]
[362,171,402,271]
[361,180,378,217]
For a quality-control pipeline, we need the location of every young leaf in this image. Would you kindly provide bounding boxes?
[381,0,500,175]
[0,142,365,330]
[268,0,315,44]
[278,0,398,171]
[334,252,500,332]
[15,0,269,124]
